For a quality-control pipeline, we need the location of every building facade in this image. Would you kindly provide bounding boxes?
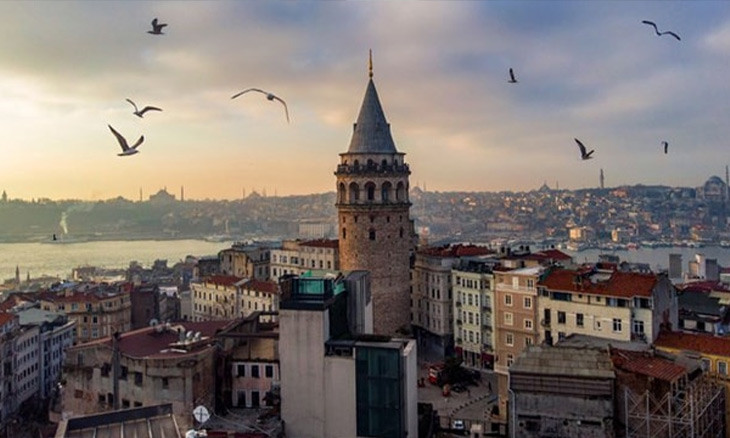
[190,275,245,321]
[537,265,678,345]
[219,243,270,280]
[335,64,415,335]
[270,239,339,283]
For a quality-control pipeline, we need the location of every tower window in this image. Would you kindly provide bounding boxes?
[370,215,375,223]
[400,227,404,238]
[369,229,376,240]
[366,182,376,201]
[342,228,346,239]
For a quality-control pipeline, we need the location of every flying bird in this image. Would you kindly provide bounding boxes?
[126,99,162,118]
[641,20,681,41]
[575,138,595,160]
[108,125,144,156]
[508,68,518,84]
[148,18,167,35]
[662,141,669,154]
[231,88,290,123]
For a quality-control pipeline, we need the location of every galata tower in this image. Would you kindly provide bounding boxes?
[335,53,415,335]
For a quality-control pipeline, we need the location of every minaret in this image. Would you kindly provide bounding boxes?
[600,168,605,189]
[15,265,20,286]
[180,185,185,202]
[335,51,415,334]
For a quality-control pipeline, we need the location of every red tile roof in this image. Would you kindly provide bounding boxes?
[655,331,730,358]
[74,320,235,359]
[301,239,339,249]
[204,275,245,287]
[418,244,493,258]
[539,268,658,298]
[0,312,15,326]
[242,280,279,295]
[611,348,687,382]
[524,249,573,262]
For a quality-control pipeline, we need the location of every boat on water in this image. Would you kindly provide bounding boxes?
[41,233,86,244]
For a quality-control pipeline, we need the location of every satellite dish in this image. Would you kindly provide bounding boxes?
[187,331,194,340]
[192,405,210,424]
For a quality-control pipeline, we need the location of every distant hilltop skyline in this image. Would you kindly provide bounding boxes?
[1,172,728,203]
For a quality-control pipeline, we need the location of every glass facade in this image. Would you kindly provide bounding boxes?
[356,346,403,438]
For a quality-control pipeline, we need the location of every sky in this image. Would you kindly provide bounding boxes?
[0,1,729,201]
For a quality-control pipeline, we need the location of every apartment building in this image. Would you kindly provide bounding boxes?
[452,258,497,370]
[239,279,279,322]
[0,312,18,431]
[219,242,270,280]
[39,285,131,343]
[493,265,545,427]
[537,264,678,345]
[270,239,339,282]
[62,320,234,431]
[191,275,245,321]
[411,244,493,358]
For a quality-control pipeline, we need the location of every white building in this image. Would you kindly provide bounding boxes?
[270,239,339,283]
[279,272,416,438]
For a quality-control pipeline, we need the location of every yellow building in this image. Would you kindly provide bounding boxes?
[39,286,131,343]
[655,331,730,438]
[191,275,244,321]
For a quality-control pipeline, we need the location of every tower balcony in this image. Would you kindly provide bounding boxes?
[335,163,410,176]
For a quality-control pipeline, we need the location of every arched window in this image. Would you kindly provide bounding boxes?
[382,181,393,202]
[354,159,360,168]
[369,229,376,241]
[367,159,375,168]
[381,159,388,168]
[396,182,405,201]
[338,183,346,203]
[365,182,376,201]
[349,182,360,203]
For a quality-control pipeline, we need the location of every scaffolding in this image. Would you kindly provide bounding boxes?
[622,374,725,438]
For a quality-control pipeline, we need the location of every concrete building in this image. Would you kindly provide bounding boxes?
[130,284,175,329]
[335,60,416,335]
[509,345,616,438]
[238,279,279,322]
[39,285,131,343]
[452,257,497,370]
[0,312,18,432]
[219,242,271,280]
[270,239,339,283]
[493,265,545,428]
[61,320,234,431]
[279,272,417,438]
[411,244,493,359]
[16,308,75,400]
[215,313,279,410]
[190,275,245,321]
[55,404,182,438]
[537,264,678,345]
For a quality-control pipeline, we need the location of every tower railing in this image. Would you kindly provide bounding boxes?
[335,163,410,175]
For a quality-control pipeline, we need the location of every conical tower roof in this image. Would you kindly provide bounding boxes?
[347,78,398,154]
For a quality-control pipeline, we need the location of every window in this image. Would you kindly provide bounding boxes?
[505,294,513,306]
[525,337,533,347]
[632,320,645,334]
[505,333,514,346]
[612,318,622,332]
[265,365,274,378]
[557,311,566,324]
[162,377,169,389]
[507,354,514,367]
[524,319,533,330]
[237,364,246,377]
[504,312,513,326]
[701,358,711,371]
[523,297,532,309]
[526,279,534,288]
[718,361,727,375]
[251,365,260,378]
[134,372,143,386]
[369,229,376,240]
[576,313,584,327]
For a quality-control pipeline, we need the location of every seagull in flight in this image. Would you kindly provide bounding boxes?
[126,99,162,118]
[641,20,681,41]
[662,141,669,154]
[575,138,595,160]
[148,18,167,35]
[108,125,144,156]
[508,68,518,84]
[231,88,290,123]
